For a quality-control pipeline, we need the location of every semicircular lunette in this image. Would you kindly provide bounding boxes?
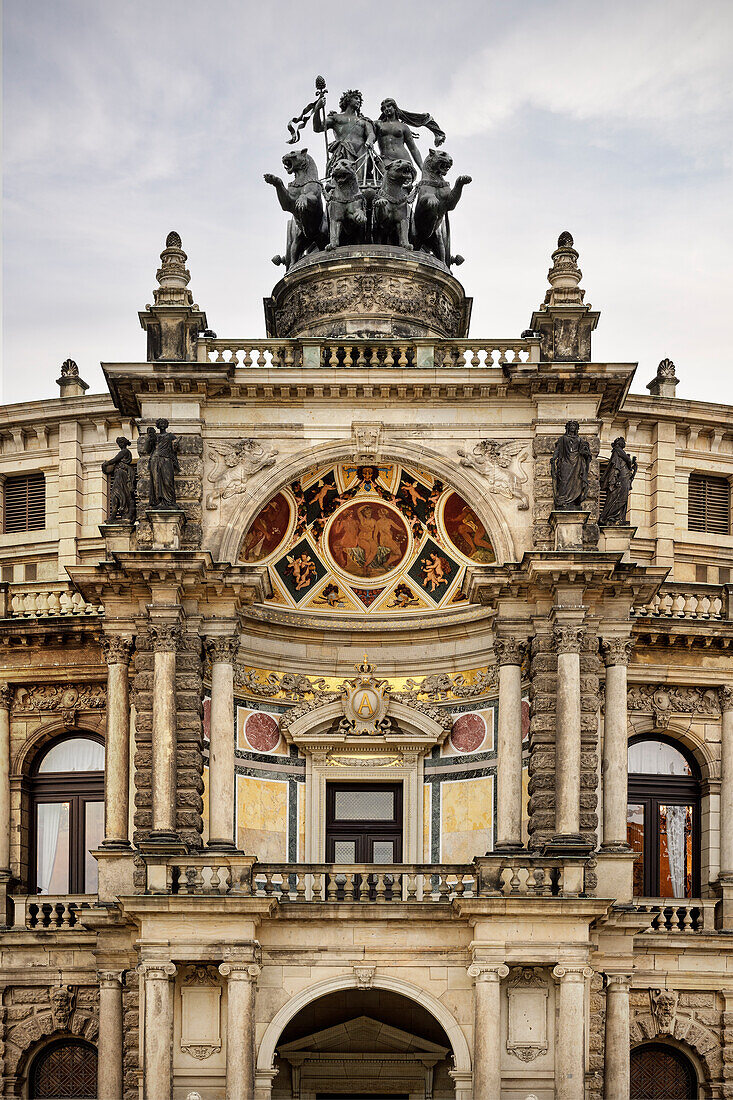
[238,462,497,616]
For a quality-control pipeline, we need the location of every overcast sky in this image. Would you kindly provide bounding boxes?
[3,0,732,406]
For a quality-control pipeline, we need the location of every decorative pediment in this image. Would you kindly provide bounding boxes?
[277,1015,448,1057]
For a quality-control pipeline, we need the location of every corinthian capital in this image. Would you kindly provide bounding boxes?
[719,685,733,713]
[552,626,584,655]
[149,623,182,653]
[600,637,635,667]
[0,685,13,711]
[101,635,134,666]
[494,637,527,666]
[205,635,239,663]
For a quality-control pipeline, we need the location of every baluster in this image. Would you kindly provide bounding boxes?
[311,871,323,901]
[36,590,49,615]
[666,906,680,932]
[406,871,418,901]
[256,347,266,369]
[508,864,521,894]
[375,873,387,903]
[47,591,61,615]
[442,346,453,368]
[700,595,712,619]
[295,871,306,902]
[209,865,221,893]
[326,873,338,902]
[268,345,280,368]
[684,593,696,618]
[369,346,380,367]
[214,345,226,363]
[356,346,367,368]
[681,905,694,932]
[384,345,395,367]
[343,345,353,369]
[328,345,339,368]
[470,346,481,368]
[713,595,723,619]
[62,903,75,930]
[497,345,508,365]
[341,873,354,902]
[241,346,253,368]
[397,345,408,368]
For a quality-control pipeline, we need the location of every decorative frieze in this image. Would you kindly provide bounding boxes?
[627,684,720,728]
[13,683,106,713]
[457,438,530,510]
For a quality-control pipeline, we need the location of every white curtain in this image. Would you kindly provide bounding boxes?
[36,802,69,894]
[666,804,687,897]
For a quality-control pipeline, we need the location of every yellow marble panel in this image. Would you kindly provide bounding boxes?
[440,776,493,862]
[236,774,288,860]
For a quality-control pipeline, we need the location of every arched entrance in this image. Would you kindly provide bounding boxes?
[257,974,471,1099]
[631,1041,698,1099]
[28,1038,97,1099]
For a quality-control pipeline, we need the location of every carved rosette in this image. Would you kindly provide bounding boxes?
[600,637,635,667]
[552,627,585,655]
[149,624,182,653]
[101,635,134,667]
[205,635,240,664]
[494,637,527,666]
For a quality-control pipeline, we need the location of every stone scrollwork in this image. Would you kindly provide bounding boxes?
[457,439,530,510]
[354,964,376,990]
[234,667,329,700]
[205,439,278,510]
[13,684,106,716]
[396,667,498,702]
[627,684,720,729]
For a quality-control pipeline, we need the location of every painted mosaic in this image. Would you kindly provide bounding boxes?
[238,462,496,614]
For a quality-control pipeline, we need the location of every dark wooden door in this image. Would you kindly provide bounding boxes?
[630,1043,697,1099]
[30,1039,97,1098]
[325,783,403,864]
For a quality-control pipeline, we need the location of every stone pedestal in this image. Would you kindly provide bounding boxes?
[599,524,636,561]
[550,510,588,551]
[264,246,471,340]
[99,522,134,554]
[146,509,185,550]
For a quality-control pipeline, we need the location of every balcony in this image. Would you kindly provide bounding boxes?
[1,581,102,619]
[634,897,717,933]
[632,582,731,622]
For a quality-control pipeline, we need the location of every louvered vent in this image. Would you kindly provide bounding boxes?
[688,473,730,535]
[3,472,46,533]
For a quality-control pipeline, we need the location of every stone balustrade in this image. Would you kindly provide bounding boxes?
[198,336,541,369]
[632,583,730,621]
[5,582,103,619]
[12,894,93,929]
[635,898,716,933]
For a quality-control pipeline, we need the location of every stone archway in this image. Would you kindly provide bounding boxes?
[256,973,472,1100]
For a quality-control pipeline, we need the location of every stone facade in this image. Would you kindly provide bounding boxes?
[0,232,732,1098]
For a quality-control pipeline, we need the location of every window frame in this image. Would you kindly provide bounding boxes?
[325,782,403,864]
[627,734,701,899]
[29,734,105,895]
[688,471,731,535]
[3,471,46,534]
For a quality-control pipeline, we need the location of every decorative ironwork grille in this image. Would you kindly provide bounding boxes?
[30,1039,97,1098]
[630,1042,697,1099]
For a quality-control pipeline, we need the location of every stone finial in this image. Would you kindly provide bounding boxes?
[528,232,599,362]
[646,357,679,398]
[56,358,89,398]
[139,231,208,362]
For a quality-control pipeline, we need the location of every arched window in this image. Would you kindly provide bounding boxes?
[29,1038,97,1098]
[627,736,700,898]
[30,736,105,895]
[630,1041,697,1099]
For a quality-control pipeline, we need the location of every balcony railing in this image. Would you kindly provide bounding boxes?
[635,897,716,933]
[155,854,591,900]
[632,583,730,622]
[3,582,103,619]
[11,894,94,930]
[197,337,541,370]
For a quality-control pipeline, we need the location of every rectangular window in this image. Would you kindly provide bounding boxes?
[3,473,46,533]
[688,473,730,535]
[36,802,71,894]
[627,802,645,897]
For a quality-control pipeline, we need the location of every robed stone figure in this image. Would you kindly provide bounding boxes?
[137,418,180,509]
[102,437,136,523]
[599,437,637,525]
[551,421,591,510]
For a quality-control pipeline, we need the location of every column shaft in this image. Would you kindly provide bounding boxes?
[497,659,523,849]
[601,640,633,848]
[220,963,259,1100]
[554,966,590,1100]
[555,648,582,836]
[97,972,124,1100]
[102,639,132,847]
[151,626,179,837]
[604,976,631,1100]
[207,638,237,849]
[720,692,733,873]
[143,964,175,1098]
[470,963,508,1099]
[0,689,11,872]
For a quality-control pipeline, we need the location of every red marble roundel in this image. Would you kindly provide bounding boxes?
[450,712,486,753]
[245,712,280,752]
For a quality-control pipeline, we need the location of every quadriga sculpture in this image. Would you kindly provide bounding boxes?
[325,161,367,250]
[265,149,326,268]
[372,159,416,249]
[410,149,471,264]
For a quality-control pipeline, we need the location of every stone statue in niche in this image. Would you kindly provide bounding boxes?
[599,436,637,525]
[264,149,327,269]
[551,420,591,510]
[372,160,416,249]
[102,437,137,523]
[325,162,368,250]
[137,418,180,510]
[410,149,471,265]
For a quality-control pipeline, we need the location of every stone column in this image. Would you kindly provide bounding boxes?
[142,960,176,1099]
[600,638,634,849]
[0,686,12,873]
[219,960,261,1100]
[553,964,592,1100]
[468,962,508,1099]
[150,623,181,841]
[552,626,584,844]
[494,638,526,851]
[603,973,631,1100]
[205,635,239,850]
[719,687,733,927]
[97,969,124,1100]
[101,636,134,848]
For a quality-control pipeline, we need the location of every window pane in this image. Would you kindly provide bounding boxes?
[371,840,395,863]
[36,803,70,894]
[333,789,394,821]
[628,740,691,776]
[627,803,645,897]
[38,738,105,774]
[659,804,693,899]
[332,840,357,862]
[84,802,104,894]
